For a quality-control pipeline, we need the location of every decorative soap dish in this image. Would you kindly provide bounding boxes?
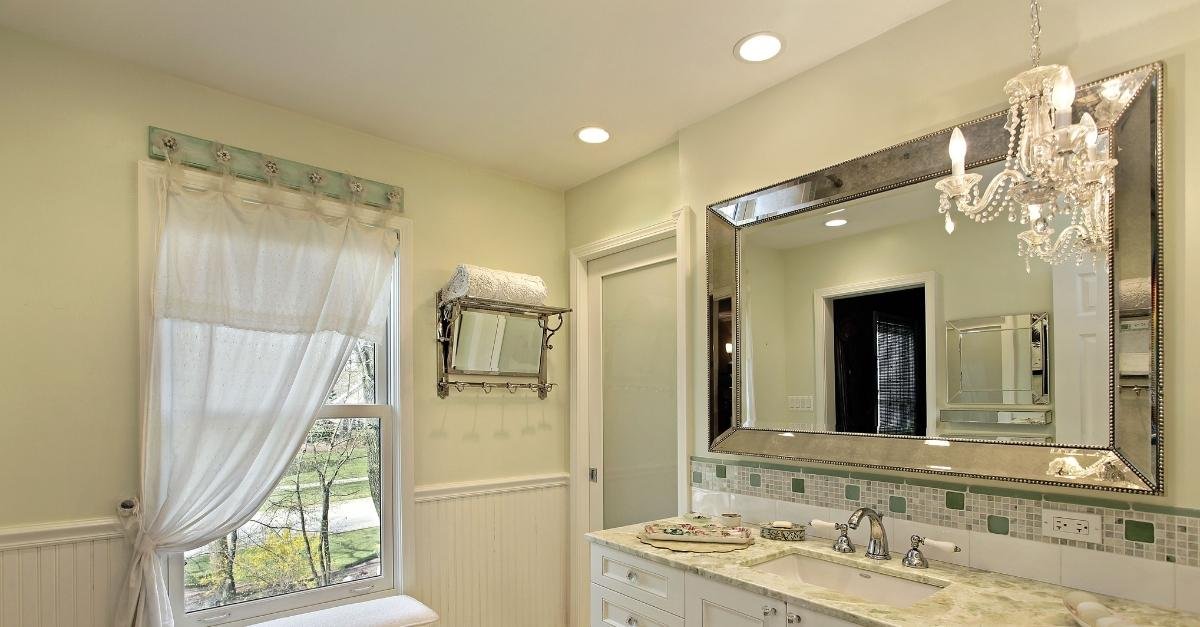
[760,522,806,542]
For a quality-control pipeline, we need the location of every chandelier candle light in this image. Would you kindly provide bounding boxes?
[934,0,1118,270]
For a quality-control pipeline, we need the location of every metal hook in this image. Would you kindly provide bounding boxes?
[507,383,518,394]
[481,382,493,394]
[455,382,466,393]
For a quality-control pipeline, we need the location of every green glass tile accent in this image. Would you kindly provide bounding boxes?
[791,478,805,493]
[749,473,762,488]
[715,465,727,479]
[889,496,907,514]
[845,484,860,501]
[692,471,702,484]
[803,466,851,478]
[969,485,1044,502]
[1044,493,1131,510]
[1124,520,1155,543]
[906,478,970,492]
[987,515,1010,535]
[1130,503,1200,518]
[945,491,966,510]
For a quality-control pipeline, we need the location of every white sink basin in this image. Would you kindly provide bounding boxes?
[751,554,943,608]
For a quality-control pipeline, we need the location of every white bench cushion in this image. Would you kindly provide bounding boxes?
[256,595,438,626]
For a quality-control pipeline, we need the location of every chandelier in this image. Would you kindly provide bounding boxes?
[934,0,1117,270]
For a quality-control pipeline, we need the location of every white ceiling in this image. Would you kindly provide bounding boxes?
[0,0,949,190]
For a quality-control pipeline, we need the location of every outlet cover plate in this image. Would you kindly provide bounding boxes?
[787,395,815,411]
[1041,508,1103,544]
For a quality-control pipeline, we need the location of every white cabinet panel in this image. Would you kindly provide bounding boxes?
[592,544,686,615]
[685,573,786,627]
[787,604,860,627]
[592,583,684,627]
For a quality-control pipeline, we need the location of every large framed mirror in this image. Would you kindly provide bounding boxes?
[707,62,1163,494]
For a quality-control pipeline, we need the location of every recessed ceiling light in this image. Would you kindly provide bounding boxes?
[735,32,783,63]
[824,218,848,228]
[576,126,610,144]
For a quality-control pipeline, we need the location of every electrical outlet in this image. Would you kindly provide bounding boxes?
[1041,508,1103,544]
[787,395,814,411]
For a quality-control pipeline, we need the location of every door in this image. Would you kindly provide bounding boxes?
[685,574,787,627]
[1051,262,1109,445]
[831,287,926,436]
[588,237,679,530]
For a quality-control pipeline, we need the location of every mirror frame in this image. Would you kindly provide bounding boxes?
[706,62,1164,494]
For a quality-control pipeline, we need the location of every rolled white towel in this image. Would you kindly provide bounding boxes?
[443,264,548,306]
[1064,590,1100,613]
[1076,601,1114,624]
[1120,277,1151,312]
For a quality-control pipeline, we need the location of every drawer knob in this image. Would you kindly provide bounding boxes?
[626,617,638,627]
[763,605,777,617]
[626,570,637,582]
[787,613,801,624]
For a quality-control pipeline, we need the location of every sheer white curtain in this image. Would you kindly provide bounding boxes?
[117,171,401,627]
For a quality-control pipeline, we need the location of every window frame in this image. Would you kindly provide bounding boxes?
[138,161,415,626]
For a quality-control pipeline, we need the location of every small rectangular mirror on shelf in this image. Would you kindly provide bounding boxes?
[706,62,1164,494]
[436,292,569,399]
[946,313,1049,406]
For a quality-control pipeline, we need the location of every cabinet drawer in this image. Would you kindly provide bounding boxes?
[592,583,684,627]
[591,544,686,615]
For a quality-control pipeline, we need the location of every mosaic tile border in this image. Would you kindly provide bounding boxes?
[691,456,1200,568]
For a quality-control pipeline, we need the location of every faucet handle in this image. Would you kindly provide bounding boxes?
[903,535,961,568]
[913,535,961,554]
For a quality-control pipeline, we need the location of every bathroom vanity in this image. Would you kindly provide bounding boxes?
[587,518,1196,626]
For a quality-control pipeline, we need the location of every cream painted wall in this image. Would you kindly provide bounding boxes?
[0,27,568,528]
[564,142,681,249]
[743,214,1053,430]
[565,0,1200,506]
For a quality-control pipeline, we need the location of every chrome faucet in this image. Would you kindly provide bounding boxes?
[846,507,890,560]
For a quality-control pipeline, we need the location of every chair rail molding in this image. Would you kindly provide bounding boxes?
[0,518,123,552]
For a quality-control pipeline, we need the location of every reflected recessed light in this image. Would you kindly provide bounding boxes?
[576,126,610,144]
[779,432,795,437]
[926,439,951,447]
[824,218,848,227]
[927,465,953,471]
[735,32,783,63]
[826,208,846,215]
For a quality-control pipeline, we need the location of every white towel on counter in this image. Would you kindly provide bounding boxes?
[442,264,548,305]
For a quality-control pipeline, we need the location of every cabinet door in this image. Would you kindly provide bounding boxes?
[785,604,859,627]
[685,574,786,627]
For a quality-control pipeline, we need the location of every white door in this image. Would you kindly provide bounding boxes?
[1051,262,1110,445]
[588,237,679,530]
[685,574,787,627]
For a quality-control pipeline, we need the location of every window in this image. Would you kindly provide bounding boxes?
[171,321,398,624]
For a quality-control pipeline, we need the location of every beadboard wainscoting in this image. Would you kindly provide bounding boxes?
[412,473,569,627]
[0,519,128,627]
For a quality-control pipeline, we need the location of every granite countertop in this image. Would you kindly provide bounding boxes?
[587,518,1200,627]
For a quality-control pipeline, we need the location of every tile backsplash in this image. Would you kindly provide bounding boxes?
[691,456,1200,568]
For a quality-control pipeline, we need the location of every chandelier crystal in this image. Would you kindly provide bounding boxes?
[934,0,1118,270]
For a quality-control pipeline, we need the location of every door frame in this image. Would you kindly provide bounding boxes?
[813,272,941,436]
[567,208,692,627]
